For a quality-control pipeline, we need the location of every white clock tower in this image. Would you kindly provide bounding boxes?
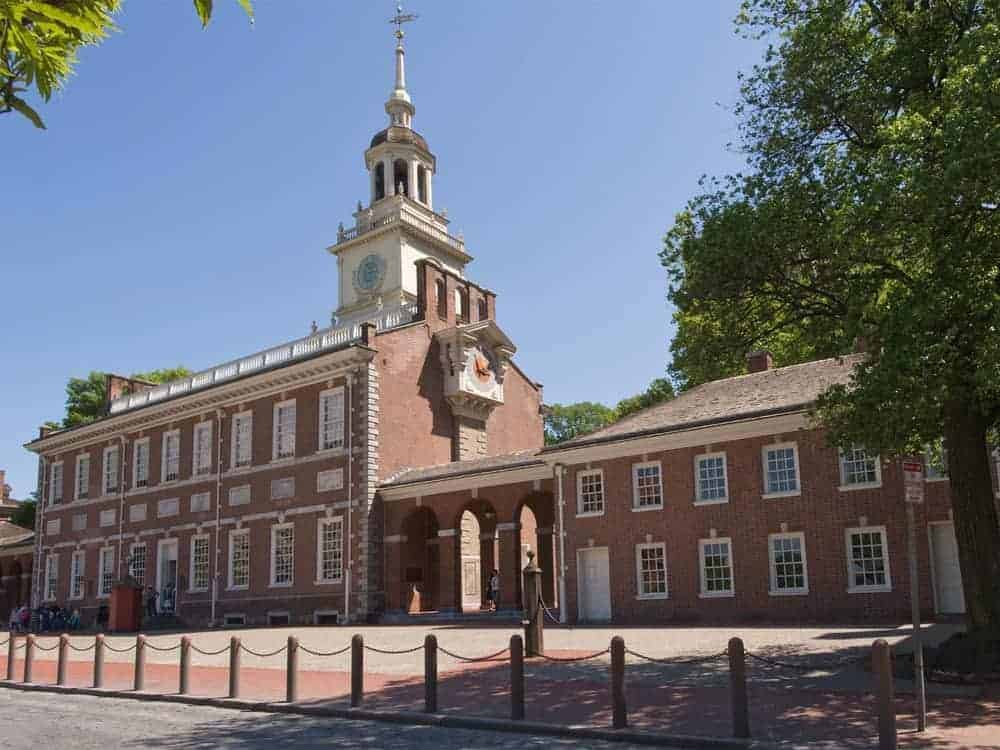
[328,7,471,326]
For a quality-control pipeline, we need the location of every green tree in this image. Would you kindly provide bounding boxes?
[544,402,616,445]
[1,0,252,129]
[60,367,191,428]
[9,496,35,530]
[663,1,1000,632]
[614,377,675,420]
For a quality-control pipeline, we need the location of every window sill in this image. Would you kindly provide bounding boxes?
[768,589,809,597]
[315,447,346,458]
[693,497,729,507]
[838,483,882,492]
[631,504,663,513]
[314,578,344,586]
[269,582,294,589]
[698,591,735,599]
[188,588,210,595]
[270,456,296,466]
[576,511,605,519]
[226,586,249,592]
[228,465,253,475]
[761,490,801,500]
[847,586,892,595]
[636,593,669,601]
[924,477,949,483]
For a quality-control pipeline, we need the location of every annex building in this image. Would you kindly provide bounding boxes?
[25,30,984,628]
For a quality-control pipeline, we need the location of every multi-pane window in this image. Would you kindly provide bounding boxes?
[46,519,61,536]
[577,469,604,516]
[317,518,344,583]
[319,388,345,451]
[769,533,808,594]
[162,430,181,482]
[193,422,213,476]
[271,478,295,500]
[635,543,668,599]
[128,543,146,587]
[99,508,116,527]
[699,538,734,597]
[632,462,663,510]
[695,453,728,504]
[98,547,115,598]
[846,526,891,592]
[44,553,59,601]
[49,462,64,506]
[190,536,210,592]
[72,513,87,531]
[129,503,147,523]
[70,551,85,599]
[231,413,252,469]
[229,485,251,506]
[75,454,90,500]
[133,438,150,488]
[190,492,211,513]
[158,498,179,518]
[270,523,295,586]
[317,468,344,493]
[229,529,250,589]
[103,445,120,494]
[273,401,296,460]
[840,446,880,487]
[763,444,800,496]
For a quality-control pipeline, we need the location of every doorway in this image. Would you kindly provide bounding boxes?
[577,547,612,621]
[156,539,179,615]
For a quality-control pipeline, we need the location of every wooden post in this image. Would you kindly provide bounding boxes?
[23,634,34,683]
[610,636,626,729]
[179,637,191,695]
[5,635,15,681]
[57,634,69,686]
[522,551,544,657]
[728,636,750,739]
[134,634,146,691]
[510,634,525,721]
[228,637,241,699]
[424,634,438,713]
[93,634,104,688]
[874,639,897,750]
[286,636,298,703]
[351,634,364,707]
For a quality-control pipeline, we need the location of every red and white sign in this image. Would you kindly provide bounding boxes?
[903,460,924,504]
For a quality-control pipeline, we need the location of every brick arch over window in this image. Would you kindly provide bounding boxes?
[514,491,557,609]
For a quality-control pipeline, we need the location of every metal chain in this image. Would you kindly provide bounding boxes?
[746,651,866,672]
[298,643,352,658]
[536,648,610,663]
[143,641,182,653]
[538,596,562,626]
[189,644,232,657]
[240,643,288,658]
[437,645,510,663]
[363,643,425,656]
[32,640,61,652]
[0,637,8,648]
[102,641,138,654]
[625,648,729,666]
[67,641,96,653]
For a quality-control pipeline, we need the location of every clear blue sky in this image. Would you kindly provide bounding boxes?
[1,1,764,498]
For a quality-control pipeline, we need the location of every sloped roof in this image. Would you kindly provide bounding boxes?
[0,520,33,550]
[382,449,543,488]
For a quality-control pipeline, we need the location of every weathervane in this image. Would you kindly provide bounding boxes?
[389,2,418,43]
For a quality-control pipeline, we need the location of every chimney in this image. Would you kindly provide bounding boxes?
[104,373,155,415]
[747,350,774,374]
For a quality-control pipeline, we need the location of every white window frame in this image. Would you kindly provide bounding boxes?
[190,492,211,513]
[189,534,211,593]
[70,550,86,600]
[694,451,729,505]
[318,387,346,452]
[161,429,181,483]
[845,525,893,593]
[272,399,297,461]
[98,547,115,598]
[102,445,120,495]
[317,468,344,493]
[72,513,87,532]
[269,522,295,588]
[129,503,147,523]
[228,485,251,507]
[768,532,809,596]
[192,421,213,476]
[133,437,150,489]
[316,516,344,584]
[635,542,668,600]
[838,445,882,490]
[761,442,802,499]
[44,553,59,601]
[631,461,663,511]
[228,529,250,590]
[49,461,64,506]
[99,508,117,528]
[231,411,253,469]
[698,537,735,598]
[75,454,90,501]
[128,542,146,587]
[576,468,605,517]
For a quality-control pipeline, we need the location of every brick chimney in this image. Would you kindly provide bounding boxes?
[747,350,774,373]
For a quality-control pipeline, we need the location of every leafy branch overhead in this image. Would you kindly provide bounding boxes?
[59,367,191,429]
[544,378,675,445]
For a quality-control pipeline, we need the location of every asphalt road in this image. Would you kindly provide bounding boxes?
[0,689,655,749]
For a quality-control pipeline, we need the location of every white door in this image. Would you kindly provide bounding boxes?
[156,539,179,615]
[931,523,966,614]
[577,547,612,621]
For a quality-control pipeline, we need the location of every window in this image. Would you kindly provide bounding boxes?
[846,526,892,592]
[762,443,800,497]
[576,469,604,516]
[129,503,147,523]
[270,523,294,587]
[456,288,470,323]
[44,553,59,601]
[49,461,64,506]
[72,513,87,532]
[190,536,210,592]
[190,492,211,513]
[98,547,115,598]
[317,468,344,493]
[435,279,447,319]
[769,533,808,595]
[128,543,146,586]
[319,388,345,451]
[632,462,663,510]
[699,538,734,597]
[231,412,252,468]
[635,543,668,599]
[273,400,296,460]
[162,430,181,482]
[223,613,247,626]
[317,517,344,583]
[840,446,880,488]
[271,478,295,500]
[103,445,120,495]
[133,438,150,488]
[70,551,85,600]
[75,454,90,500]
[695,453,728,504]
[478,298,488,321]
[228,529,250,589]
[925,442,949,480]
[229,485,251,507]
[46,519,61,536]
[99,508,116,527]
[193,422,213,476]
[158,498,179,518]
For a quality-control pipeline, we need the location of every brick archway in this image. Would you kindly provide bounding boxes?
[513,491,557,611]
[452,499,499,613]
[398,507,440,613]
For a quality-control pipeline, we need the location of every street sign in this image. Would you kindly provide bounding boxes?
[903,460,924,504]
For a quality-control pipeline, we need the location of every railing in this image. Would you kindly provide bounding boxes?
[336,204,465,253]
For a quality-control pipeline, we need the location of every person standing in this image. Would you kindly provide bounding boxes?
[145,586,158,620]
[488,569,500,612]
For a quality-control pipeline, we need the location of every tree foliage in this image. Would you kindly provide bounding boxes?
[60,367,191,428]
[663,0,1000,631]
[9,496,35,530]
[614,378,675,420]
[545,378,677,445]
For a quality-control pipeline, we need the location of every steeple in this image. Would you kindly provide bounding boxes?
[386,3,416,127]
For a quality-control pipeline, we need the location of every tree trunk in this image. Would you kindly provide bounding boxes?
[942,402,1000,633]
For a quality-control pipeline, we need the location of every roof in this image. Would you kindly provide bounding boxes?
[382,449,543,488]
[0,520,33,550]
[370,126,430,153]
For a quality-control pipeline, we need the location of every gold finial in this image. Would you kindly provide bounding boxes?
[389,2,418,43]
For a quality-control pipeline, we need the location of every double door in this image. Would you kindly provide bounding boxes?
[156,540,178,614]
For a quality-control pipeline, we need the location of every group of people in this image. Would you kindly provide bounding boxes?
[7,603,81,634]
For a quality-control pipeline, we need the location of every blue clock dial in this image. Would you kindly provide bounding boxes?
[354,254,386,292]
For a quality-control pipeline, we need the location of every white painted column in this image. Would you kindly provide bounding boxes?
[408,160,418,200]
[369,166,377,204]
[426,170,433,210]
[384,157,395,196]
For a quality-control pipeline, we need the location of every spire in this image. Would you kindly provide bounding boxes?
[386,3,418,124]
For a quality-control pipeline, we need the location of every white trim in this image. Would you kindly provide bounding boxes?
[97,546,115,598]
[269,521,295,588]
[231,411,253,470]
[128,541,147,587]
[74,453,91,501]
[192,421,213,477]
[767,531,809,596]
[189,534,211,592]
[845,525,893,593]
[227,528,250,590]
[838,445,882,491]
[318,386,346,452]
[635,542,669,600]
[575,546,612,622]
[272,399,297,461]
[267,610,292,626]
[102,445,120,496]
[693,451,729,505]
[379,463,549,501]
[313,609,341,625]
[631,461,664,511]
[576,468,605,517]
[133,437,150,489]
[223,613,247,626]
[49,461,64,506]
[69,549,86,600]
[43,552,59,602]
[315,516,344,584]
[161,429,181,483]
[698,537,735,598]
[761,442,802,499]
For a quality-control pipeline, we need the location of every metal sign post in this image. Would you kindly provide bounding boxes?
[902,459,927,732]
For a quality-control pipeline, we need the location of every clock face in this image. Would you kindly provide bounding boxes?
[353,254,386,293]
[465,345,497,394]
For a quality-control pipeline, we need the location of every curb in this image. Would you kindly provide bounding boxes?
[0,680,771,749]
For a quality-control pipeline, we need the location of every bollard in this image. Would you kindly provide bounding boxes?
[350,634,364,707]
[510,634,525,721]
[93,634,104,688]
[610,636,626,729]
[179,637,191,695]
[6,634,17,681]
[57,634,69,686]
[874,639,897,750]
[424,634,438,713]
[522,550,544,657]
[23,634,34,683]
[286,636,299,703]
[228,637,241,699]
[134,634,146,691]
[728,636,750,739]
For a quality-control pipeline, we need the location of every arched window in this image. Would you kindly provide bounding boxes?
[456,288,470,324]
[436,279,447,319]
[393,159,409,197]
[417,165,428,204]
[478,298,488,321]
[374,163,386,201]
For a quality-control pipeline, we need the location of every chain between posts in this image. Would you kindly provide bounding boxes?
[143,641,183,653]
[31,639,61,652]
[67,641,96,653]
[536,648,611,663]
[190,643,232,657]
[102,641,138,654]
[538,596,562,626]
[437,645,510,662]
[362,643,425,656]
[746,651,867,672]
[240,643,288,658]
[625,648,729,666]
[298,643,352,658]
